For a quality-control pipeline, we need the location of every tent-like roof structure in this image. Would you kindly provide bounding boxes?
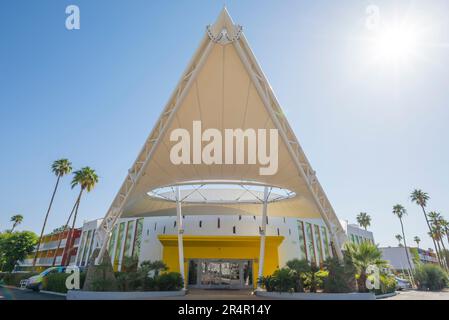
[96,8,347,254]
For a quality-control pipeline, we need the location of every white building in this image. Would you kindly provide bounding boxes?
[339,220,375,245]
[380,246,438,271]
[77,9,348,289]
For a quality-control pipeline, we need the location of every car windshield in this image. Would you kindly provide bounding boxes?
[40,268,61,276]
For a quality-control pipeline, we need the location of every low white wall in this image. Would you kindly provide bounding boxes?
[255,291,376,300]
[66,290,186,300]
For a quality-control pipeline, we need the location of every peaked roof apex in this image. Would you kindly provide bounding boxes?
[208,8,242,44]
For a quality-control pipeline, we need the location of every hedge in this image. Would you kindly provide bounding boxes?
[44,272,86,293]
[0,272,38,287]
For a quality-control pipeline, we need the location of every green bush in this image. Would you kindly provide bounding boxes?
[44,272,86,293]
[373,274,397,295]
[323,257,357,293]
[153,272,183,291]
[257,275,276,292]
[113,260,183,292]
[414,264,448,291]
[0,272,38,287]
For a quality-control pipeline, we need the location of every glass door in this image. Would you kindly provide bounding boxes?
[190,259,253,289]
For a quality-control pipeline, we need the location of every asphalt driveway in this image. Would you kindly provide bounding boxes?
[0,286,65,300]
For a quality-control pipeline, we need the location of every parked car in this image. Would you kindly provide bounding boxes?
[395,276,412,290]
[26,266,67,292]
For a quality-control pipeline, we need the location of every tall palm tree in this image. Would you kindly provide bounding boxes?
[428,212,448,270]
[410,189,441,266]
[10,214,23,232]
[414,236,421,249]
[395,234,403,246]
[32,159,72,270]
[392,204,413,271]
[62,167,99,266]
[356,212,372,230]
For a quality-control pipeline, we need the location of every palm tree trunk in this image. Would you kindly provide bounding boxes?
[439,240,449,271]
[10,223,17,233]
[51,191,82,266]
[420,205,442,266]
[400,219,414,272]
[32,176,61,270]
[63,189,84,266]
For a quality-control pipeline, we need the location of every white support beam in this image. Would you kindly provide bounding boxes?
[176,186,186,289]
[257,186,269,289]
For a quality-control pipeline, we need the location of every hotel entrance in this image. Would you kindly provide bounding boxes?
[187,259,253,289]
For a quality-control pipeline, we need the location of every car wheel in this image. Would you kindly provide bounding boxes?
[36,283,43,292]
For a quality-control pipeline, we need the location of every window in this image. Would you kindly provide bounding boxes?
[113,222,126,270]
[306,223,317,264]
[297,221,307,260]
[76,231,87,265]
[314,225,324,263]
[108,225,118,258]
[321,226,331,259]
[277,228,280,236]
[132,218,144,259]
[217,218,221,229]
[154,223,157,231]
[239,215,242,220]
[163,226,166,234]
[81,230,92,266]
[174,221,176,228]
[233,226,236,234]
[351,234,355,243]
[199,221,202,228]
[123,221,134,258]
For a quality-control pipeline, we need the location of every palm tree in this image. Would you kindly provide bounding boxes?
[428,212,448,270]
[344,242,387,292]
[392,204,413,271]
[32,159,72,270]
[410,189,441,265]
[10,214,23,232]
[414,236,421,249]
[356,212,371,230]
[395,234,403,246]
[61,167,99,266]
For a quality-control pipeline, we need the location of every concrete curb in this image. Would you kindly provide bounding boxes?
[66,289,187,300]
[255,291,376,300]
[40,290,67,297]
[375,292,398,299]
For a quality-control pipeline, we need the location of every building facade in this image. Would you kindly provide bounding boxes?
[77,215,334,288]
[380,246,438,271]
[17,228,81,272]
[340,220,375,245]
[81,9,348,289]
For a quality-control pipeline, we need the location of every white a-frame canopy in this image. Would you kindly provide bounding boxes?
[95,9,347,263]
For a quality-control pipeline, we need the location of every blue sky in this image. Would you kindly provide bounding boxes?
[1,0,449,250]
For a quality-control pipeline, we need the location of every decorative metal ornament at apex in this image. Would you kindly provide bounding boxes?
[206,25,243,45]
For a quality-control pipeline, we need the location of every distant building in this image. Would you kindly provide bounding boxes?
[339,220,375,245]
[380,246,438,271]
[17,228,81,272]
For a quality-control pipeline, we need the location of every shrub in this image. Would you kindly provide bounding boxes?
[153,272,183,291]
[0,272,38,287]
[323,257,356,293]
[373,274,397,295]
[258,275,276,292]
[286,259,310,292]
[272,268,296,293]
[414,264,448,291]
[44,272,86,293]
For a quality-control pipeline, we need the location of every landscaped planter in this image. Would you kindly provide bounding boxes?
[66,289,186,300]
[255,290,376,300]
